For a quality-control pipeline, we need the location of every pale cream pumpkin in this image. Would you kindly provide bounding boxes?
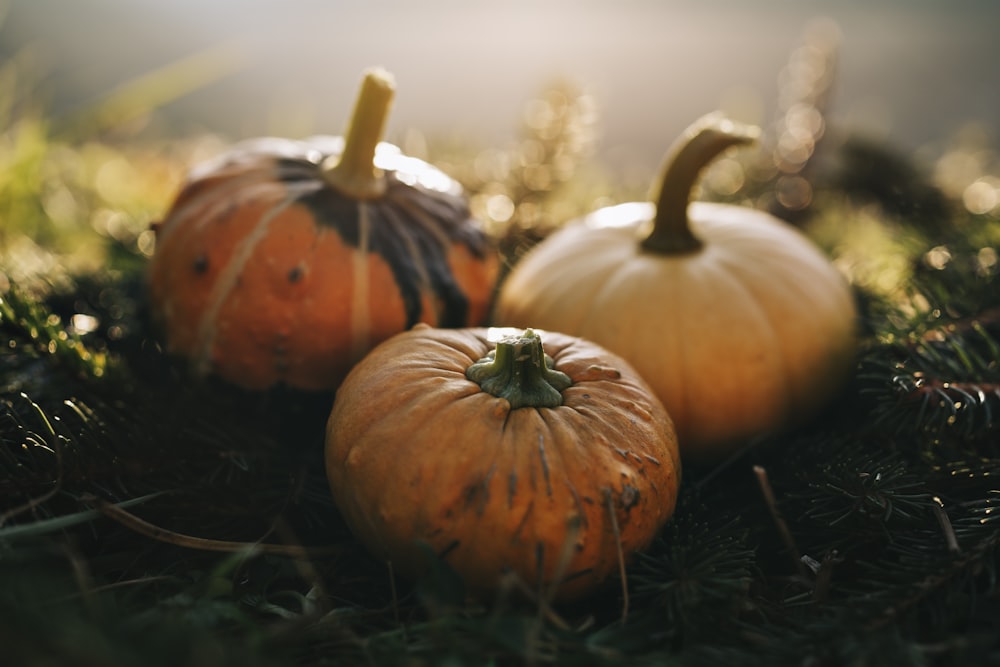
[495,113,858,462]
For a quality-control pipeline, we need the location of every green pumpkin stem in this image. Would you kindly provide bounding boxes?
[323,67,395,199]
[466,329,572,409]
[641,113,760,255]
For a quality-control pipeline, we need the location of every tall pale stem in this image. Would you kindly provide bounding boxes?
[323,67,396,199]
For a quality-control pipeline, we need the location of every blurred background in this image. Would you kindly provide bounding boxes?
[2,0,998,177]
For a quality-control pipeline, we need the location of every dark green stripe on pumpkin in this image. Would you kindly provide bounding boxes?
[290,162,488,329]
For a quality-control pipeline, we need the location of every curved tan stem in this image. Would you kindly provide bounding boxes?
[323,67,396,199]
[641,113,759,255]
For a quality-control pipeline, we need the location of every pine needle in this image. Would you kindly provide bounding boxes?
[82,493,343,559]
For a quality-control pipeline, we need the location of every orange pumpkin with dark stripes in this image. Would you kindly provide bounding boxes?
[147,69,499,390]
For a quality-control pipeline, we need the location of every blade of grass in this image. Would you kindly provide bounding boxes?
[0,491,167,542]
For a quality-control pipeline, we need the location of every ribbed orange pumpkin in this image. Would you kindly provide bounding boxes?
[147,68,499,389]
[326,326,681,601]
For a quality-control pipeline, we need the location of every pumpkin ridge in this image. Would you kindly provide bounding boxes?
[297,182,476,329]
[530,409,592,524]
[498,237,614,333]
[532,400,654,586]
[708,234,852,416]
[381,179,490,326]
[462,461,498,516]
[193,193,299,375]
[535,432,554,497]
[388,185,454,249]
[659,256,687,438]
[570,257,647,349]
[382,203,436,323]
[387,178,494,259]
[712,252,795,427]
[155,173,291,250]
[350,202,373,362]
[386,190,487,320]
[377,196,470,328]
[671,253,787,443]
[463,421,511,519]
[495,392,569,514]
